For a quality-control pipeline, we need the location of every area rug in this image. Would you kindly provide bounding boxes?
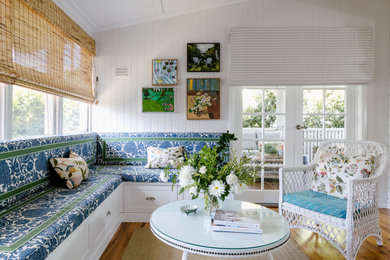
[121,228,309,260]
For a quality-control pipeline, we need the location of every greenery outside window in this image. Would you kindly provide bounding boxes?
[12,86,46,138]
[63,98,89,133]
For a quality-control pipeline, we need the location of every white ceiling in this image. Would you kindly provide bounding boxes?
[54,0,248,35]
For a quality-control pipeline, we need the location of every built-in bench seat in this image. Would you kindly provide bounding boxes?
[0,174,121,259]
[0,131,224,259]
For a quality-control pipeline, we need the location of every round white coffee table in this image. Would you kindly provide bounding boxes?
[150,199,290,259]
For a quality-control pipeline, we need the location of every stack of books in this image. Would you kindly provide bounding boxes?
[211,209,262,234]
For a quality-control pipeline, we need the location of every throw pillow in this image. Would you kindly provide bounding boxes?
[49,152,90,189]
[69,151,89,180]
[145,146,184,169]
[311,153,375,199]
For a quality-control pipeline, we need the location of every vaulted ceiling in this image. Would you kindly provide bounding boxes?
[54,0,248,35]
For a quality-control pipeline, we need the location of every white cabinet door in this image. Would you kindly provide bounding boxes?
[123,183,178,213]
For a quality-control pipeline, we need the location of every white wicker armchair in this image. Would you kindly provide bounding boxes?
[279,140,387,260]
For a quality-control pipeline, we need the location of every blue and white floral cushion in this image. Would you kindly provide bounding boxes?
[311,153,375,199]
[96,132,222,165]
[96,165,178,182]
[0,133,97,210]
[0,174,121,260]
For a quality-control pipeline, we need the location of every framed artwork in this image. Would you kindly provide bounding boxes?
[187,78,220,120]
[187,43,220,72]
[142,88,174,112]
[152,59,178,85]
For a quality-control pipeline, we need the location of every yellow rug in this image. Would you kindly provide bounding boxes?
[121,228,308,260]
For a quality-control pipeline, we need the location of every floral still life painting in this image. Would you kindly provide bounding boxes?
[152,59,178,85]
[187,43,220,72]
[142,88,174,112]
[187,78,220,120]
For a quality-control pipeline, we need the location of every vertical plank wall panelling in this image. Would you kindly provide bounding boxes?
[92,0,390,207]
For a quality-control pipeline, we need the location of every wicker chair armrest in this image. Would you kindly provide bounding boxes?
[279,163,316,196]
[346,177,380,222]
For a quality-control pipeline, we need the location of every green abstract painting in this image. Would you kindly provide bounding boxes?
[142,88,174,112]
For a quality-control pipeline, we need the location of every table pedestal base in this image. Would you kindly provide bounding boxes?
[181,251,189,260]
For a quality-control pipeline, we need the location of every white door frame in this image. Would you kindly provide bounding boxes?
[232,85,363,204]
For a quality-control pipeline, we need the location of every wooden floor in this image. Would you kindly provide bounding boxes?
[100,208,390,260]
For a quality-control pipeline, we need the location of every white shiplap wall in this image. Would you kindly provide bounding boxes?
[92,0,390,207]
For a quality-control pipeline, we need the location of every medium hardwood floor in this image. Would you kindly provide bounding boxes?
[100,208,390,260]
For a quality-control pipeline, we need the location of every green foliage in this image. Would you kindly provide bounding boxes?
[63,99,81,133]
[303,90,345,128]
[242,91,277,128]
[165,131,254,201]
[264,143,278,155]
[12,88,45,138]
[216,130,237,164]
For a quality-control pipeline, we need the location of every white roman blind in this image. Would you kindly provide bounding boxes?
[229,28,373,86]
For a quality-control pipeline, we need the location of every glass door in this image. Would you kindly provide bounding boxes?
[300,87,347,164]
[234,87,293,203]
[234,86,358,204]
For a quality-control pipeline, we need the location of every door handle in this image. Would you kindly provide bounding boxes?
[296,124,308,130]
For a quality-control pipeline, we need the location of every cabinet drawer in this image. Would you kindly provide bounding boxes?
[89,186,121,247]
[124,184,177,213]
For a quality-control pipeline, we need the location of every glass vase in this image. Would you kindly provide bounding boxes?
[203,193,221,216]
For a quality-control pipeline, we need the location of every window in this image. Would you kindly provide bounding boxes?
[0,84,90,140]
[62,98,89,133]
[12,86,46,138]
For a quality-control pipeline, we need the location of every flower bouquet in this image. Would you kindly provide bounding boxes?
[160,132,255,214]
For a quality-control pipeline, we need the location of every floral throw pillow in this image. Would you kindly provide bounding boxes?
[145,146,184,169]
[49,152,90,189]
[311,153,375,199]
[69,151,89,180]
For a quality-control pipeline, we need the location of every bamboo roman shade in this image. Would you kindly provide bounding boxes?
[0,0,95,103]
[229,28,373,86]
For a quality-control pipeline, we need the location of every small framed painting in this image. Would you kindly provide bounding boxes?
[187,43,220,72]
[152,59,178,85]
[187,78,220,120]
[142,88,174,112]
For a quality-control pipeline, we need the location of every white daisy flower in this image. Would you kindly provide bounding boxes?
[199,166,207,174]
[226,172,238,185]
[208,180,226,197]
[160,170,169,183]
[178,165,194,187]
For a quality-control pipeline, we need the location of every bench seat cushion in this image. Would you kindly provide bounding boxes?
[0,174,121,260]
[95,165,178,182]
[283,190,347,219]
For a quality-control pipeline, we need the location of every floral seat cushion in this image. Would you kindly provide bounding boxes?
[311,153,375,199]
[0,174,121,260]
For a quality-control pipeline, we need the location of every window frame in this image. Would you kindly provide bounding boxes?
[0,83,91,141]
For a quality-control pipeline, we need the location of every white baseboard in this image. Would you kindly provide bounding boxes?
[122,212,151,222]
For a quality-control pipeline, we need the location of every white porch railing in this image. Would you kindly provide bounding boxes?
[303,128,345,162]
